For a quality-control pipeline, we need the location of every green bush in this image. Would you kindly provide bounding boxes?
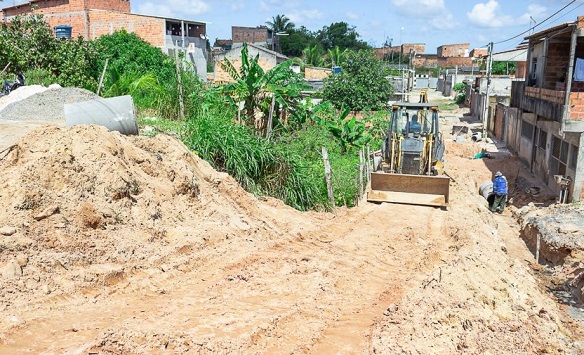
[93,30,204,119]
[0,14,97,89]
[453,82,467,105]
[321,50,393,111]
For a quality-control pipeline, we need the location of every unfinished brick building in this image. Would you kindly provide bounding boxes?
[437,43,470,57]
[0,0,209,80]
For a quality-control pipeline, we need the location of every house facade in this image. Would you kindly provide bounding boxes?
[437,43,470,58]
[508,16,584,201]
[212,43,288,83]
[1,0,208,80]
[232,26,274,50]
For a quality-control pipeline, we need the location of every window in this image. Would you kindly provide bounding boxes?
[569,144,578,169]
[529,58,538,86]
[537,128,547,150]
[521,121,534,140]
[551,136,568,176]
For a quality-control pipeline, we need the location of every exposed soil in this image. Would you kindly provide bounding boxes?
[0,89,582,354]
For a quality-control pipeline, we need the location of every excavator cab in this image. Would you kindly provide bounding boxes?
[367,103,450,208]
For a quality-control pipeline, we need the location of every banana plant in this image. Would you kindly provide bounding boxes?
[313,103,370,153]
[220,43,308,136]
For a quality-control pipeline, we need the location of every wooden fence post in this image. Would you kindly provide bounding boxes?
[266,95,276,137]
[359,148,364,200]
[96,58,109,96]
[175,51,185,121]
[322,147,335,211]
[366,144,372,180]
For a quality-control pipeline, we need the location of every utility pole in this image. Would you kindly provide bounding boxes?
[482,42,494,140]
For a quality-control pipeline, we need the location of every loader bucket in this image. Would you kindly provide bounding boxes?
[367,172,450,208]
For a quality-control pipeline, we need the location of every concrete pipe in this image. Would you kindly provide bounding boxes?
[65,95,138,135]
[471,132,482,142]
[479,181,495,207]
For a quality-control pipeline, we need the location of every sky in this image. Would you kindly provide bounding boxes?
[5,0,584,53]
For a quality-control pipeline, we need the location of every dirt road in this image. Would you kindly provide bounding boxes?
[0,91,582,354]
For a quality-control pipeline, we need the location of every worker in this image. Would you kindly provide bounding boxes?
[491,171,508,213]
[406,114,422,134]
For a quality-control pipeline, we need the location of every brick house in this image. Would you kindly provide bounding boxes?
[0,0,209,80]
[469,48,488,58]
[232,26,275,50]
[437,43,470,57]
[402,43,425,55]
[507,16,584,201]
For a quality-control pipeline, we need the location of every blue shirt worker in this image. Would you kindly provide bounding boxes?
[491,171,508,213]
[407,114,422,134]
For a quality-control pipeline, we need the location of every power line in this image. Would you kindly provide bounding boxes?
[493,0,577,45]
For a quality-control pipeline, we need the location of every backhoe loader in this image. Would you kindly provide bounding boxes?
[367,102,450,208]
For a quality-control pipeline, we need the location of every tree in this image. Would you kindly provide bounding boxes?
[265,14,295,33]
[321,50,393,111]
[316,22,370,51]
[302,45,323,67]
[279,26,317,57]
[325,46,348,67]
[0,13,97,89]
[492,61,517,75]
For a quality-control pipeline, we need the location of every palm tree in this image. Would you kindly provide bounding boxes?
[326,46,348,67]
[265,14,295,33]
[302,45,322,67]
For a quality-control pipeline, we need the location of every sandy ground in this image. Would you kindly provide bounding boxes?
[0,89,582,354]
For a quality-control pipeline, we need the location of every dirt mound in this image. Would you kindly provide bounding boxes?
[0,108,583,353]
[0,125,310,310]
[0,87,97,120]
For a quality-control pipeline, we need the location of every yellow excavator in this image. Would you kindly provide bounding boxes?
[367,102,450,208]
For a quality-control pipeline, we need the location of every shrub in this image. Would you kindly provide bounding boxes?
[453,82,467,105]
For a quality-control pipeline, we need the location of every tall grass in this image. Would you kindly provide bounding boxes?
[277,123,361,208]
[182,95,321,210]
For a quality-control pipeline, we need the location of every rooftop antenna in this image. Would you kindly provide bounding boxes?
[530,16,536,35]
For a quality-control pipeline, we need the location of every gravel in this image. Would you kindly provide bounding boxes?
[0,85,47,113]
[0,87,98,121]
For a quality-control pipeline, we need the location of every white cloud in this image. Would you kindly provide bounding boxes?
[259,0,281,12]
[230,0,245,11]
[467,1,548,28]
[391,0,457,30]
[137,0,210,18]
[466,0,514,27]
[518,4,548,24]
[287,9,324,24]
[346,11,359,21]
[431,13,457,30]
[392,0,447,18]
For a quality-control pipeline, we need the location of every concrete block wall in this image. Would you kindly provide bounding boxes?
[494,103,506,140]
[232,27,269,44]
[543,41,570,91]
[568,92,584,119]
[305,67,332,80]
[89,10,165,47]
[213,58,275,83]
[402,43,425,55]
[3,0,129,16]
[85,0,130,12]
[469,48,487,58]
[33,12,88,38]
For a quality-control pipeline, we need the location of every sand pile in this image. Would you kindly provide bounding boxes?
[0,87,97,120]
[0,125,308,310]
[368,144,580,353]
